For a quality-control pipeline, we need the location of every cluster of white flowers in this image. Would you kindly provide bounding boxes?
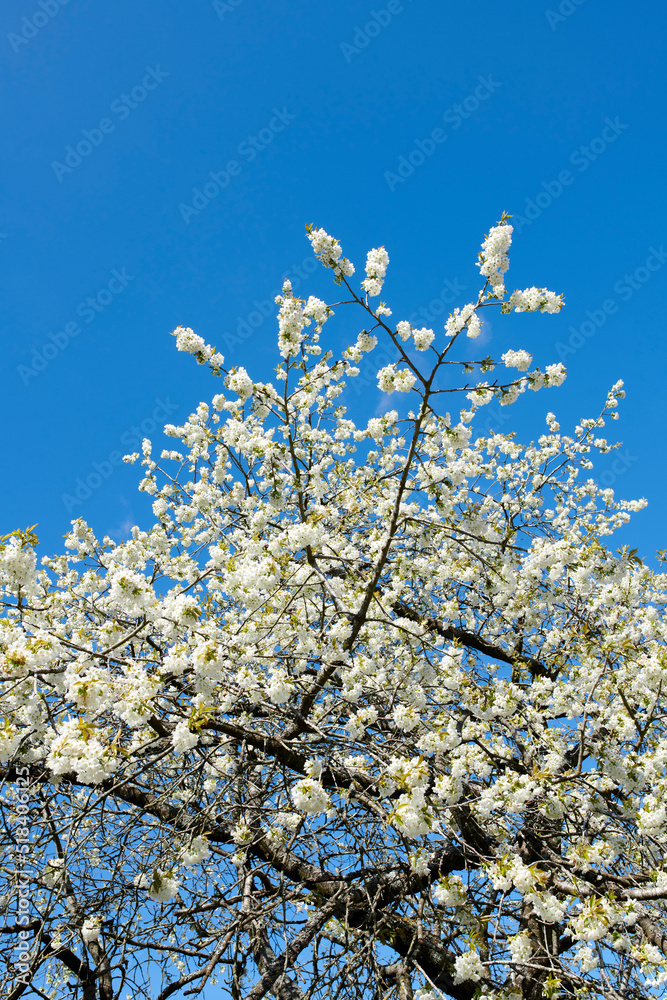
[362,246,389,297]
[0,723,23,763]
[107,567,154,615]
[569,897,621,942]
[445,303,480,339]
[47,719,118,784]
[453,950,485,984]
[477,221,512,297]
[434,875,467,907]
[42,857,65,887]
[413,327,435,351]
[501,348,532,371]
[508,287,563,313]
[376,364,416,393]
[172,326,224,371]
[526,890,568,924]
[392,791,431,837]
[509,932,533,965]
[81,917,102,944]
[171,719,199,754]
[136,870,181,903]
[225,367,254,401]
[174,325,206,354]
[488,855,537,893]
[266,668,293,704]
[532,362,567,389]
[303,296,330,328]
[357,330,377,352]
[393,704,420,731]
[180,835,211,866]
[276,284,307,358]
[307,227,355,280]
[575,945,599,973]
[291,777,330,815]
[346,705,378,739]
[0,539,37,593]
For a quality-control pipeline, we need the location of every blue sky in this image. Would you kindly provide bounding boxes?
[2,0,666,561]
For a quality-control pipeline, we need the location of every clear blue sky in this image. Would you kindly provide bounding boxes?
[2,0,666,561]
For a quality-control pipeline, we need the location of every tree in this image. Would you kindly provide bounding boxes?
[0,217,663,1000]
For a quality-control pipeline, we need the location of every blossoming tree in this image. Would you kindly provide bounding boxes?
[1,218,664,1000]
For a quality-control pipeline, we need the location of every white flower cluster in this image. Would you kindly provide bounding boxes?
[376,364,416,393]
[47,719,118,784]
[501,349,532,371]
[107,567,154,615]
[225,367,254,401]
[276,286,307,359]
[136,870,181,903]
[393,704,420,731]
[42,858,65,887]
[392,791,431,837]
[307,227,355,280]
[362,246,389,297]
[434,875,467,907]
[357,330,377,352]
[172,326,224,371]
[304,295,330,328]
[453,950,484,984]
[445,303,481,339]
[477,222,512,297]
[488,855,537,893]
[171,720,199,754]
[266,668,293,704]
[180,835,211,866]
[413,327,435,351]
[569,898,626,942]
[81,917,102,944]
[532,362,567,389]
[509,932,533,965]
[576,945,599,973]
[387,756,432,838]
[346,705,378,739]
[291,777,330,815]
[507,287,563,313]
[0,723,23,764]
[526,890,568,924]
[0,539,37,594]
